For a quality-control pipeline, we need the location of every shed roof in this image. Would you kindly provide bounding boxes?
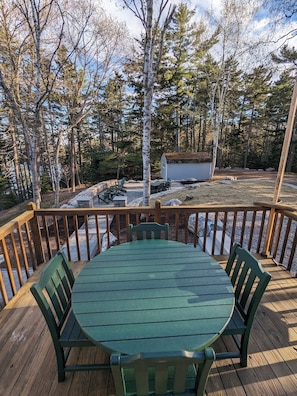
[163,152,212,164]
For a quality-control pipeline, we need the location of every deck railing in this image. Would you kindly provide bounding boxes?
[1,200,297,308]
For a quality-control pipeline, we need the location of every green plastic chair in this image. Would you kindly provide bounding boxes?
[110,348,215,396]
[216,243,271,367]
[129,222,169,241]
[30,251,109,382]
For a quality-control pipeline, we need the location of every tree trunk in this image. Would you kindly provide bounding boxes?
[142,0,154,206]
[30,131,41,207]
[71,127,76,193]
[123,0,175,206]
[142,85,153,205]
[11,123,24,202]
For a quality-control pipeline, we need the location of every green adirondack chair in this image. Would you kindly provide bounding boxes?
[129,222,169,241]
[30,251,109,382]
[216,243,271,367]
[110,348,215,396]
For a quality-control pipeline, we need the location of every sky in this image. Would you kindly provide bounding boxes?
[99,0,297,67]
[99,0,222,36]
[99,0,297,36]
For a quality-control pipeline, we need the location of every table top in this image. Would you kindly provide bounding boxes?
[72,240,234,355]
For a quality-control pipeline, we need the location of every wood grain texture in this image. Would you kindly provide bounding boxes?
[1,257,297,395]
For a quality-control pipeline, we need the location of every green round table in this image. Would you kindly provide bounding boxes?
[72,240,234,355]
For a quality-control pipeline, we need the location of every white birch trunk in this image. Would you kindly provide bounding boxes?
[142,0,154,206]
[30,132,41,208]
[123,0,175,206]
[142,85,153,205]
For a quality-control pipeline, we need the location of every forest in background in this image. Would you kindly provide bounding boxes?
[0,0,297,209]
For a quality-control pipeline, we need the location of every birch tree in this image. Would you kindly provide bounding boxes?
[0,0,128,207]
[0,0,65,208]
[49,3,128,206]
[203,0,261,176]
[122,0,175,205]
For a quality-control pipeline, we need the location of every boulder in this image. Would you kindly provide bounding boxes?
[164,198,182,206]
[225,175,237,180]
[188,214,224,237]
[101,232,117,252]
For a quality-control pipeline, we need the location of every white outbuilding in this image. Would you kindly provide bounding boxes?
[160,152,212,181]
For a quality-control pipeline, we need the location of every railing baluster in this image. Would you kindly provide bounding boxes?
[1,200,297,308]
[10,232,24,287]
[74,215,80,261]
[63,216,71,260]
[257,210,267,254]
[221,212,228,254]
[272,212,284,258]
[53,215,60,251]
[0,270,8,308]
[280,217,292,263]
[19,224,31,277]
[0,237,17,295]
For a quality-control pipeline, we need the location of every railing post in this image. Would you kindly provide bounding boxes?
[155,200,161,223]
[263,81,297,257]
[27,202,45,265]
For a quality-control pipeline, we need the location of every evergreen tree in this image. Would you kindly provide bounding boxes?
[265,71,296,170]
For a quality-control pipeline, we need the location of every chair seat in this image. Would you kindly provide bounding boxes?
[60,311,95,347]
[222,308,246,336]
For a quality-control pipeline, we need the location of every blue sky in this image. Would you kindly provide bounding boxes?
[100,0,221,34]
[99,0,297,60]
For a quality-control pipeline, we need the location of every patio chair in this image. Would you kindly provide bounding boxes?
[30,251,109,382]
[129,222,169,241]
[115,178,127,193]
[110,348,215,396]
[215,243,271,367]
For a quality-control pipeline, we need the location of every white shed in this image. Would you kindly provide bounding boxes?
[160,152,212,181]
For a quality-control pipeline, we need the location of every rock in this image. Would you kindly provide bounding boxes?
[188,214,224,237]
[101,232,117,252]
[164,198,182,206]
[225,175,237,180]
[219,180,231,184]
[186,184,199,189]
[184,195,193,201]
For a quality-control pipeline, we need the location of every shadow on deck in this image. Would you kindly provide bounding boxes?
[1,257,297,395]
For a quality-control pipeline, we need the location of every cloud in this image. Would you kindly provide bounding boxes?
[99,0,144,37]
[99,0,297,56]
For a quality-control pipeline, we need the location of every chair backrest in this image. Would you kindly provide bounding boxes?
[30,251,75,341]
[129,222,169,241]
[110,348,215,396]
[226,243,271,326]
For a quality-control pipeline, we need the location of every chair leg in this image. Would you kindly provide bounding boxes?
[56,346,66,382]
[240,332,250,367]
[58,369,66,383]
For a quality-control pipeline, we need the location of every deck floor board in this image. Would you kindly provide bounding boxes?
[1,258,297,395]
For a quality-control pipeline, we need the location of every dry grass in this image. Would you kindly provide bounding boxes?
[150,179,297,207]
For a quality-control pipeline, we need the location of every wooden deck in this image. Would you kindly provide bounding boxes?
[1,257,297,395]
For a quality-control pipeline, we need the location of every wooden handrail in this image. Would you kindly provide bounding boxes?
[254,201,297,212]
[1,201,297,308]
